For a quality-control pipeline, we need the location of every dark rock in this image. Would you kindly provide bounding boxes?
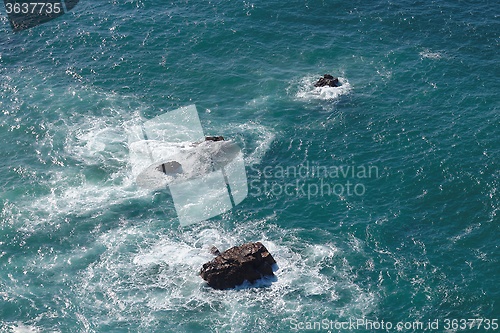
[314,74,340,87]
[205,136,225,142]
[200,242,277,290]
[209,246,221,256]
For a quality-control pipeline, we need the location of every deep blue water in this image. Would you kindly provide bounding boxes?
[0,0,498,332]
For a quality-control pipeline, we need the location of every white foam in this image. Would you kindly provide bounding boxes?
[5,89,153,231]
[295,75,352,101]
[202,120,276,166]
[71,219,377,331]
[419,49,443,59]
[229,122,276,166]
[5,323,44,333]
[9,99,279,233]
[65,118,130,166]
[4,205,378,331]
[27,158,142,228]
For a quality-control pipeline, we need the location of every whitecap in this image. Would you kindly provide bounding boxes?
[295,75,352,101]
[419,49,443,59]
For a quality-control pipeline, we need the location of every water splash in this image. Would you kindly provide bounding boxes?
[295,75,352,101]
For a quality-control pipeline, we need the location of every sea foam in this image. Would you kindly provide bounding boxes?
[295,75,352,101]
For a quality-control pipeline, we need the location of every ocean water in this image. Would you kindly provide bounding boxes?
[0,0,498,332]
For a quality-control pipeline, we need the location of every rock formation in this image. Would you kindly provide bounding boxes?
[314,74,340,87]
[200,242,276,290]
[205,136,225,142]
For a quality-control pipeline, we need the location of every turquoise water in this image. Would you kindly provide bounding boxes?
[1,0,499,332]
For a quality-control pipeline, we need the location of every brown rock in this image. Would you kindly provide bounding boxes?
[200,242,277,290]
